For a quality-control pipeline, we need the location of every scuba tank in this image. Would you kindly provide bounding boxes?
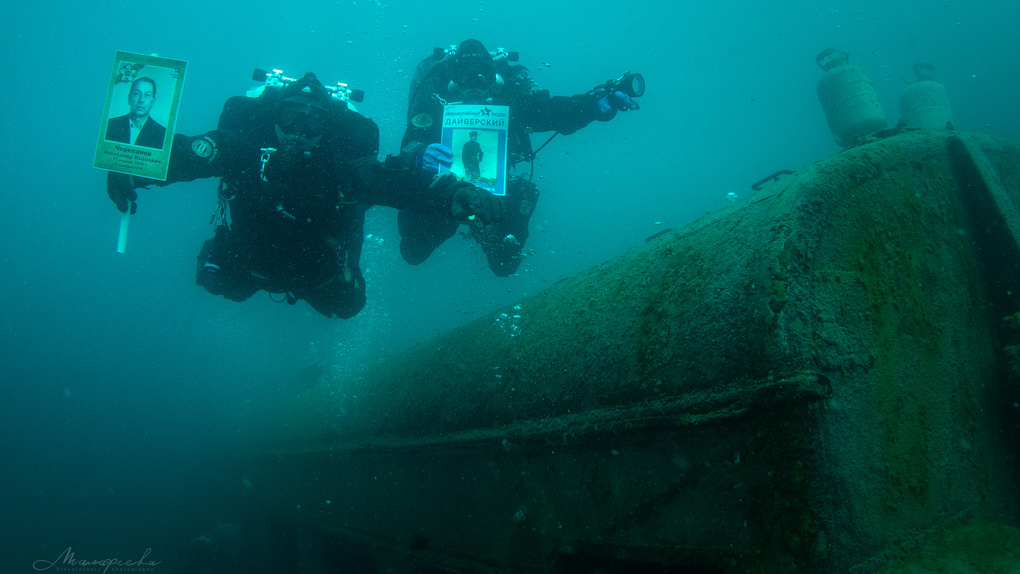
[815,48,887,147]
[247,68,364,111]
[217,68,366,134]
[899,63,953,130]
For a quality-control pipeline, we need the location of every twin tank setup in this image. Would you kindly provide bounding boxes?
[816,47,954,147]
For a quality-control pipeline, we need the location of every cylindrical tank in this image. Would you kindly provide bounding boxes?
[900,62,954,129]
[816,48,887,147]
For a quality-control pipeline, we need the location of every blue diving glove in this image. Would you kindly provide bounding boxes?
[594,90,640,121]
[416,143,454,174]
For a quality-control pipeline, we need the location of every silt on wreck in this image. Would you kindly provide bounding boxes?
[240,129,1020,573]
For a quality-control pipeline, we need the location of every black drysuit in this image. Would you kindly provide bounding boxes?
[115,93,458,318]
[398,56,603,276]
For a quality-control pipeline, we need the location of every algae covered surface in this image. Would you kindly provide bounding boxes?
[877,520,1020,574]
[248,131,1020,572]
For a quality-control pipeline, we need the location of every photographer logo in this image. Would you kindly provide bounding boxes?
[33,547,160,573]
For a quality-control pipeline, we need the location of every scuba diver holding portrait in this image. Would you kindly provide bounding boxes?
[106,70,504,318]
[395,39,643,276]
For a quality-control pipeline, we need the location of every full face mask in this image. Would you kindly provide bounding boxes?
[275,100,326,152]
[448,40,499,101]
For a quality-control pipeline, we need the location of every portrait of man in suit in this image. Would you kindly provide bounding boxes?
[105,77,166,148]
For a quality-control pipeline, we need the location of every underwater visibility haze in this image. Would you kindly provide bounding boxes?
[2,0,1019,571]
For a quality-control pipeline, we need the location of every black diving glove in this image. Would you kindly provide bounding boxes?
[431,173,505,224]
[107,172,139,214]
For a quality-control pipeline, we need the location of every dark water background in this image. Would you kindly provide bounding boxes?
[2,0,1019,569]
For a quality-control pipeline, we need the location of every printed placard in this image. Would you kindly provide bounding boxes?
[94,51,187,180]
[440,104,509,196]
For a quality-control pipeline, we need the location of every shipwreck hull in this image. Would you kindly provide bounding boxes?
[246,131,1020,572]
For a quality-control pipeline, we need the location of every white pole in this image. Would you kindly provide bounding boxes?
[116,210,130,253]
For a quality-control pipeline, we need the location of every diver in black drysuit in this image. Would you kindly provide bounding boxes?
[396,38,639,276]
[107,72,502,318]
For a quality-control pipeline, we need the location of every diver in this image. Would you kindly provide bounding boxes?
[106,71,503,318]
[396,38,642,276]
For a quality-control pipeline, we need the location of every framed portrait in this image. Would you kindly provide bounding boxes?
[439,104,509,196]
[94,51,187,180]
